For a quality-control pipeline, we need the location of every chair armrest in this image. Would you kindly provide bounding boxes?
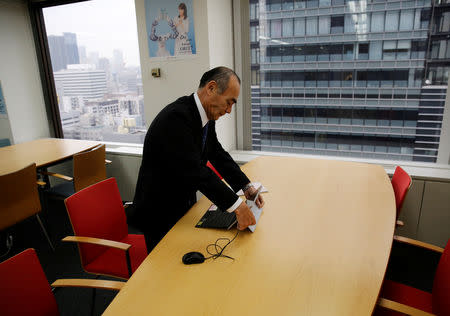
[377,298,436,316]
[51,278,124,291]
[396,220,404,227]
[62,236,131,251]
[40,171,73,181]
[37,181,46,186]
[393,235,444,253]
[105,159,112,164]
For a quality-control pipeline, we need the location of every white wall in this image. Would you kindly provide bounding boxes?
[207,0,236,151]
[135,0,210,122]
[134,0,237,151]
[0,0,50,144]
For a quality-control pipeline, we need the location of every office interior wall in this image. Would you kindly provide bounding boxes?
[134,0,209,128]
[207,0,236,151]
[0,0,50,144]
[134,0,237,151]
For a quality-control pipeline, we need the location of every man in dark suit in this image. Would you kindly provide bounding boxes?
[132,66,264,252]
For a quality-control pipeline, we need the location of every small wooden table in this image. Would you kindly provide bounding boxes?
[0,138,100,174]
[104,156,396,315]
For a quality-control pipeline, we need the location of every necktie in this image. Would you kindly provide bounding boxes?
[202,121,209,152]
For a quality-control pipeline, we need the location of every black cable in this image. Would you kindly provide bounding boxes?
[205,230,239,261]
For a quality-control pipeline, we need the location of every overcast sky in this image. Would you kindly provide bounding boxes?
[43,0,141,66]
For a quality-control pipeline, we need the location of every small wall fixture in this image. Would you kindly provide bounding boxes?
[151,68,161,78]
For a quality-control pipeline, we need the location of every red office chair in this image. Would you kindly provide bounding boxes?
[0,248,124,316]
[375,237,450,316]
[207,161,223,179]
[63,178,147,279]
[391,166,412,227]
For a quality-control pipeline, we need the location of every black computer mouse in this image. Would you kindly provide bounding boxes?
[182,251,205,265]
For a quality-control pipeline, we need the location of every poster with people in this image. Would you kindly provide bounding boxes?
[145,0,196,59]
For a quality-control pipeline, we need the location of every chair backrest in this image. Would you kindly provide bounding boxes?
[432,239,450,315]
[64,178,128,267]
[0,248,59,316]
[73,144,107,192]
[391,166,412,218]
[0,163,41,230]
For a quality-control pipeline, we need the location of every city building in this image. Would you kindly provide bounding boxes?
[63,32,80,65]
[47,32,80,71]
[53,66,107,100]
[250,0,449,163]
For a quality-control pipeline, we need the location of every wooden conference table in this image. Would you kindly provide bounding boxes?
[0,138,100,174]
[104,156,396,315]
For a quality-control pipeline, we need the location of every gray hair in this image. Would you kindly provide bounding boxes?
[198,66,241,94]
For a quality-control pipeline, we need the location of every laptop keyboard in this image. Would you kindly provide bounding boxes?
[196,209,237,229]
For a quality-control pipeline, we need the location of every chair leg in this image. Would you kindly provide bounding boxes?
[35,214,55,251]
[91,275,99,316]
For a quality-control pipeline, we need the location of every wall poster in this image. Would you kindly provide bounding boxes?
[145,0,197,60]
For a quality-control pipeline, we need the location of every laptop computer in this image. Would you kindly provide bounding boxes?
[196,186,263,232]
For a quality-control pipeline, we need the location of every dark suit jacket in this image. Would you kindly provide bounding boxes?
[132,94,250,243]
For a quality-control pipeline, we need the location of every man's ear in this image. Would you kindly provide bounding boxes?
[206,81,217,95]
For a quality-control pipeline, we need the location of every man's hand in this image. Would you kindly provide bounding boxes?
[234,201,256,230]
[244,185,265,208]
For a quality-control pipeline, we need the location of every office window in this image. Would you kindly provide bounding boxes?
[283,19,294,37]
[371,12,385,32]
[383,40,397,60]
[251,25,257,42]
[294,0,306,9]
[411,40,427,59]
[331,15,344,34]
[319,16,331,35]
[358,43,369,60]
[307,0,319,8]
[319,0,331,7]
[306,17,318,35]
[271,20,282,37]
[250,2,260,20]
[343,44,354,60]
[43,0,145,143]
[345,14,356,33]
[267,0,282,11]
[332,0,344,5]
[294,18,306,36]
[385,11,399,31]
[397,40,411,60]
[369,41,382,59]
[282,0,294,10]
[421,8,431,29]
[434,10,450,33]
[399,10,414,31]
[247,2,450,163]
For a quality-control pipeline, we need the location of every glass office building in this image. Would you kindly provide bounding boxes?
[250,0,450,162]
